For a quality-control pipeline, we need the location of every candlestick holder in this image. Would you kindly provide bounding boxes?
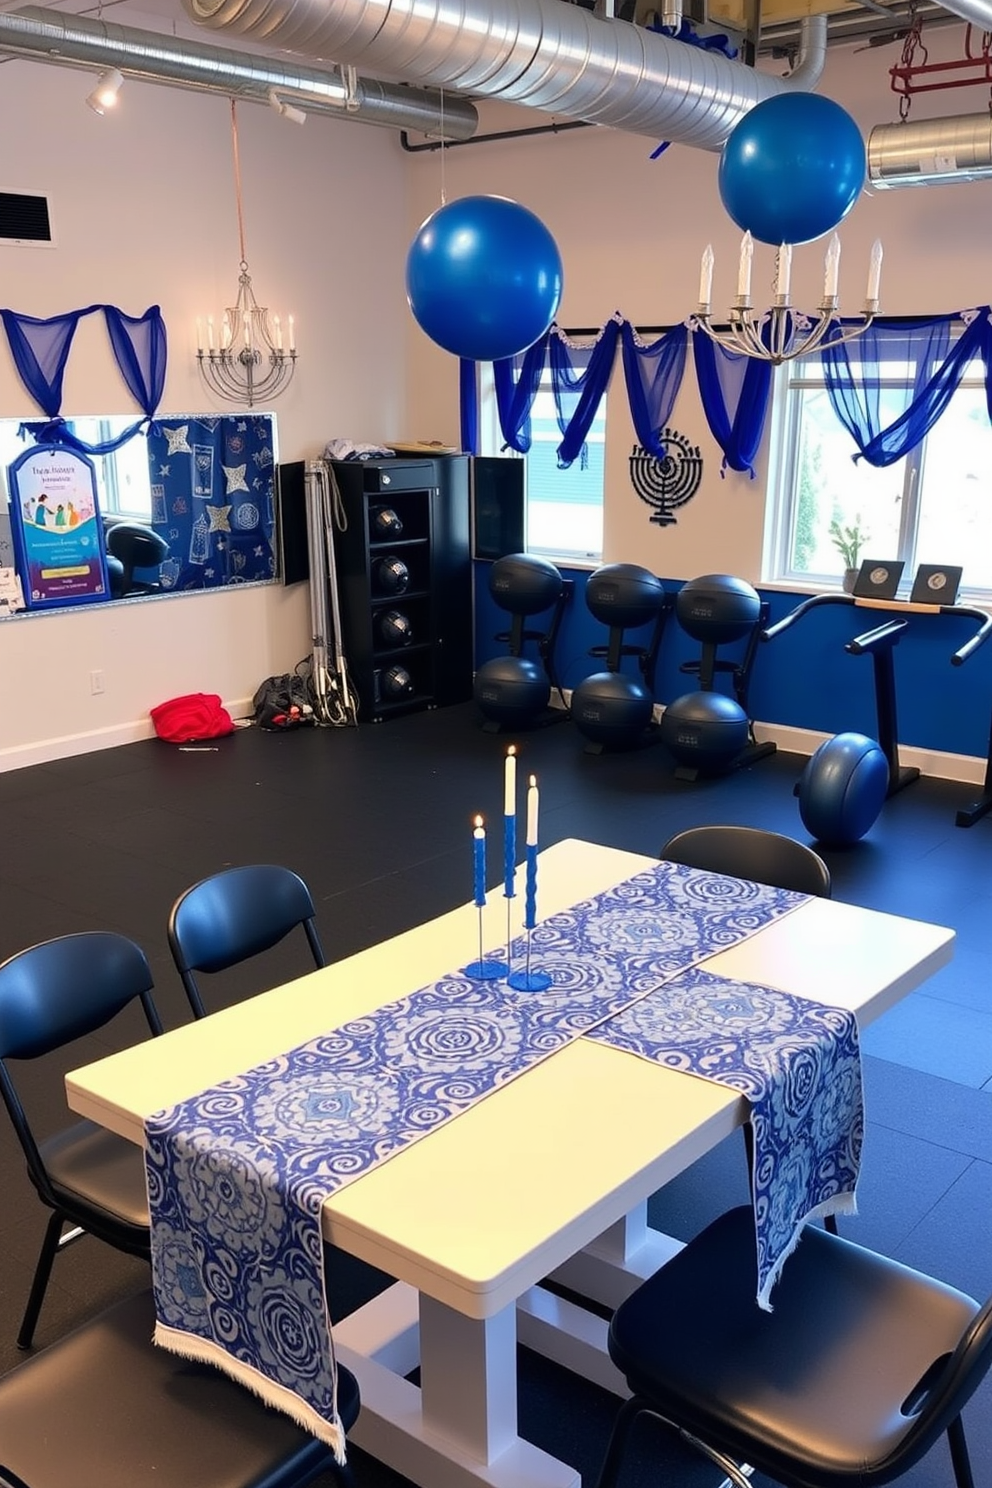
[463,907,508,980]
[507,932,552,992]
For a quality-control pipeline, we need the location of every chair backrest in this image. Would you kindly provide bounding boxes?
[660,824,832,897]
[168,864,325,1019]
[0,932,161,1197]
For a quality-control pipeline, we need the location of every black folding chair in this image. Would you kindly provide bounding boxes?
[596,1205,990,1488]
[0,1288,360,1488]
[660,824,831,897]
[168,863,325,1019]
[0,931,162,1349]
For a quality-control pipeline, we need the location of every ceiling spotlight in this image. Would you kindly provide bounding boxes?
[267,88,306,126]
[86,68,124,115]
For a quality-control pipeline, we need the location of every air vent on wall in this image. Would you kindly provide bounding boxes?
[0,191,53,245]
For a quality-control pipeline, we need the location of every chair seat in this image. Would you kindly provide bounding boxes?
[40,1120,150,1236]
[608,1207,979,1488]
[0,1288,360,1488]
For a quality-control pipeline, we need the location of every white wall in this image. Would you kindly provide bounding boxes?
[0,55,412,768]
[5,25,990,768]
[404,25,992,581]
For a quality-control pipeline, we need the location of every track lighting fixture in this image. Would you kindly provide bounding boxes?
[86,68,123,115]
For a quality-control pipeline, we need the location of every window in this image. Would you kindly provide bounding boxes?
[480,367,605,564]
[765,348,992,597]
[0,417,153,523]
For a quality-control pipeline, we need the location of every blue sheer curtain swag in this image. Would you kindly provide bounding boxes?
[1,303,168,454]
[550,317,623,467]
[620,321,688,460]
[692,327,772,477]
[821,308,991,467]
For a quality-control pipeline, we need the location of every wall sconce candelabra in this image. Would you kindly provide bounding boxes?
[693,231,884,364]
[197,100,297,407]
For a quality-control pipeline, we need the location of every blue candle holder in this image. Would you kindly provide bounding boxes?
[463,907,509,981]
[507,933,552,993]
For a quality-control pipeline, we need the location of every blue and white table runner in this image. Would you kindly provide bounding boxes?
[145,861,861,1452]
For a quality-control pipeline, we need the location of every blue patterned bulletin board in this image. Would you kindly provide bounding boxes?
[146,414,276,591]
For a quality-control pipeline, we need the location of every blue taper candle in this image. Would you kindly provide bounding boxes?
[473,816,486,908]
[524,843,538,930]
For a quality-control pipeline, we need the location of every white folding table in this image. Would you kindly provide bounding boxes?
[66,839,954,1488]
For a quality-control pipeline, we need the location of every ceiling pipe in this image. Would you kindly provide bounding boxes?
[868,112,992,187]
[180,0,828,152]
[0,5,478,137]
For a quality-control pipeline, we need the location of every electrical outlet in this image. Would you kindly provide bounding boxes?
[90,669,105,695]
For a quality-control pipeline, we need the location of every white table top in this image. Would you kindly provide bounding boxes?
[66,839,954,1320]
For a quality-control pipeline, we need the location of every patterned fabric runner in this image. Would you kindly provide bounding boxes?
[588,964,863,1307]
[144,861,816,1449]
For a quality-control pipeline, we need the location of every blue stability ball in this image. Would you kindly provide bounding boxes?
[406,195,564,362]
[586,564,667,630]
[718,93,867,246]
[571,671,654,748]
[798,731,889,846]
[474,656,550,726]
[490,553,563,616]
[660,691,750,772]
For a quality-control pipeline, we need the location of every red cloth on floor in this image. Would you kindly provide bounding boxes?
[150,693,234,744]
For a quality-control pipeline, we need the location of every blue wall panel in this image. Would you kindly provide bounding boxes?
[475,561,992,760]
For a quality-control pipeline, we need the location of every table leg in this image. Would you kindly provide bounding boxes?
[546,1201,684,1310]
[335,1282,580,1488]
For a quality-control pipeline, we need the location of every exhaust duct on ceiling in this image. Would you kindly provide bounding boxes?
[868,113,992,187]
[0,5,478,137]
[180,0,829,151]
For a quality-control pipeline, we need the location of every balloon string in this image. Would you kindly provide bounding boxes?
[439,89,446,206]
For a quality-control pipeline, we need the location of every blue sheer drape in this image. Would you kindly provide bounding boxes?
[493,333,551,453]
[458,309,992,486]
[692,332,772,477]
[459,358,479,455]
[620,321,688,459]
[821,308,992,467]
[550,319,622,467]
[1,302,167,453]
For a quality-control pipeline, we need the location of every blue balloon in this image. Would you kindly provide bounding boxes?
[718,93,866,246]
[406,195,563,362]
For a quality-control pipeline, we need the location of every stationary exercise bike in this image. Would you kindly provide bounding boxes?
[762,591,992,841]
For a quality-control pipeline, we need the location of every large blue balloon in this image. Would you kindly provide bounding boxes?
[718,93,866,246]
[406,195,563,362]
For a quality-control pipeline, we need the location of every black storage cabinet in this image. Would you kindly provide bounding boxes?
[330,455,473,722]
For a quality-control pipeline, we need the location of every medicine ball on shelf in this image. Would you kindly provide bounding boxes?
[379,664,415,701]
[797,732,889,846]
[370,505,403,539]
[373,555,410,596]
[571,671,655,748]
[377,609,413,647]
[659,691,751,774]
[474,553,567,731]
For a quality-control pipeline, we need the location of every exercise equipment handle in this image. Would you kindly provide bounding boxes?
[948,606,992,666]
[760,592,852,642]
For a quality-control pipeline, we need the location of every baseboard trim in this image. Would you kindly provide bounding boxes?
[0,698,255,773]
[553,690,987,789]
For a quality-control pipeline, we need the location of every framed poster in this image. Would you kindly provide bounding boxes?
[8,445,111,610]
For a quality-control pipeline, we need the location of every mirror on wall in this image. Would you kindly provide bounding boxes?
[0,411,279,614]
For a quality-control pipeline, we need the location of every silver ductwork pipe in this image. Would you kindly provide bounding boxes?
[0,5,478,137]
[181,0,828,151]
[868,113,992,188]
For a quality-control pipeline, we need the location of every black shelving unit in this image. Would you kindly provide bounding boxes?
[330,455,472,722]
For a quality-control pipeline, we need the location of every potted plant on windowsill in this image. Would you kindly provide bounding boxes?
[829,515,869,593]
